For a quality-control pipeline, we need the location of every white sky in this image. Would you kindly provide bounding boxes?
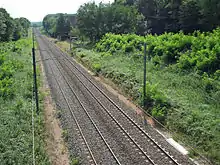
[0,0,114,22]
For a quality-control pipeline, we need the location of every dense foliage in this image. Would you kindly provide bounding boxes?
[118,0,220,34]
[0,38,49,164]
[96,30,220,76]
[77,2,143,41]
[42,14,71,40]
[43,0,220,40]
[0,8,30,42]
[0,41,23,98]
[68,0,220,42]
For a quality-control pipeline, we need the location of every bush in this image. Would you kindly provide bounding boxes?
[71,158,80,165]
[138,82,170,124]
[76,29,220,164]
[0,40,26,99]
[92,63,101,74]
[95,29,220,74]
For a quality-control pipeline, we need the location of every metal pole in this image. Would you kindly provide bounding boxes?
[32,30,39,114]
[143,43,147,107]
[69,36,71,51]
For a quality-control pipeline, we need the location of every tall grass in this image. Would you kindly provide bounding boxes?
[0,39,49,164]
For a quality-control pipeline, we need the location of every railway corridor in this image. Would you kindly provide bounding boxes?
[36,31,194,165]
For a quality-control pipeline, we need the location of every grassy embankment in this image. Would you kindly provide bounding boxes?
[0,34,49,164]
[53,29,219,164]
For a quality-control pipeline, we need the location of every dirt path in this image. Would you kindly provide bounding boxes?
[37,48,70,165]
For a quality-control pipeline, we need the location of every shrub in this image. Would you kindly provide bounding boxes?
[95,29,220,74]
[92,63,101,74]
[138,82,170,123]
[71,158,80,165]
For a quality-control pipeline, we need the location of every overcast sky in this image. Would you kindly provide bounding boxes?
[0,0,114,22]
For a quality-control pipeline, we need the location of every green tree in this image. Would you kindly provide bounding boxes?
[153,0,169,34]
[12,18,23,41]
[55,13,71,40]
[77,2,142,41]
[199,0,220,31]
[179,0,201,33]
[43,15,57,36]
[0,8,14,41]
[134,0,170,34]
[0,12,7,41]
[43,14,71,39]
[111,4,141,34]
[56,14,66,38]
[19,17,30,36]
[42,0,220,37]
[77,2,99,41]
[0,8,30,41]
[135,0,156,33]
[165,0,182,32]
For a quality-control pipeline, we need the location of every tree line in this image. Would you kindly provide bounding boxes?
[43,0,220,41]
[42,13,71,40]
[0,8,30,42]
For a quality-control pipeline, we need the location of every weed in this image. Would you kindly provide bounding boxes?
[71,158,80,165]
[62,129,68,142]
[92,63,101,74]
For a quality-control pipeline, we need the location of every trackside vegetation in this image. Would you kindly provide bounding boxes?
[71,30,220,164]
[95,30,220,75]
[0,37,50,164]
[0,7,49,164]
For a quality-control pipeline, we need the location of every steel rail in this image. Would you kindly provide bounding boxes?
[40,36,122,165]
[43,36,157,165]
[46,37,180,165]
[41,51,98,165]
[64,61,156,164]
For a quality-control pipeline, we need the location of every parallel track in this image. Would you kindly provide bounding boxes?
[38,36,121,165]
[60,59,180,165]
[47,61,98,165]
[40,35,156,164]
[42,35,180,165]
[37,31,192,165]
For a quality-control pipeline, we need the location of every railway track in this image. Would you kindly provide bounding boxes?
[44,37,180,165]
[39,35,155,165]
[36,31,193,165]
[47,61,99,165]
[38,37,123,165]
